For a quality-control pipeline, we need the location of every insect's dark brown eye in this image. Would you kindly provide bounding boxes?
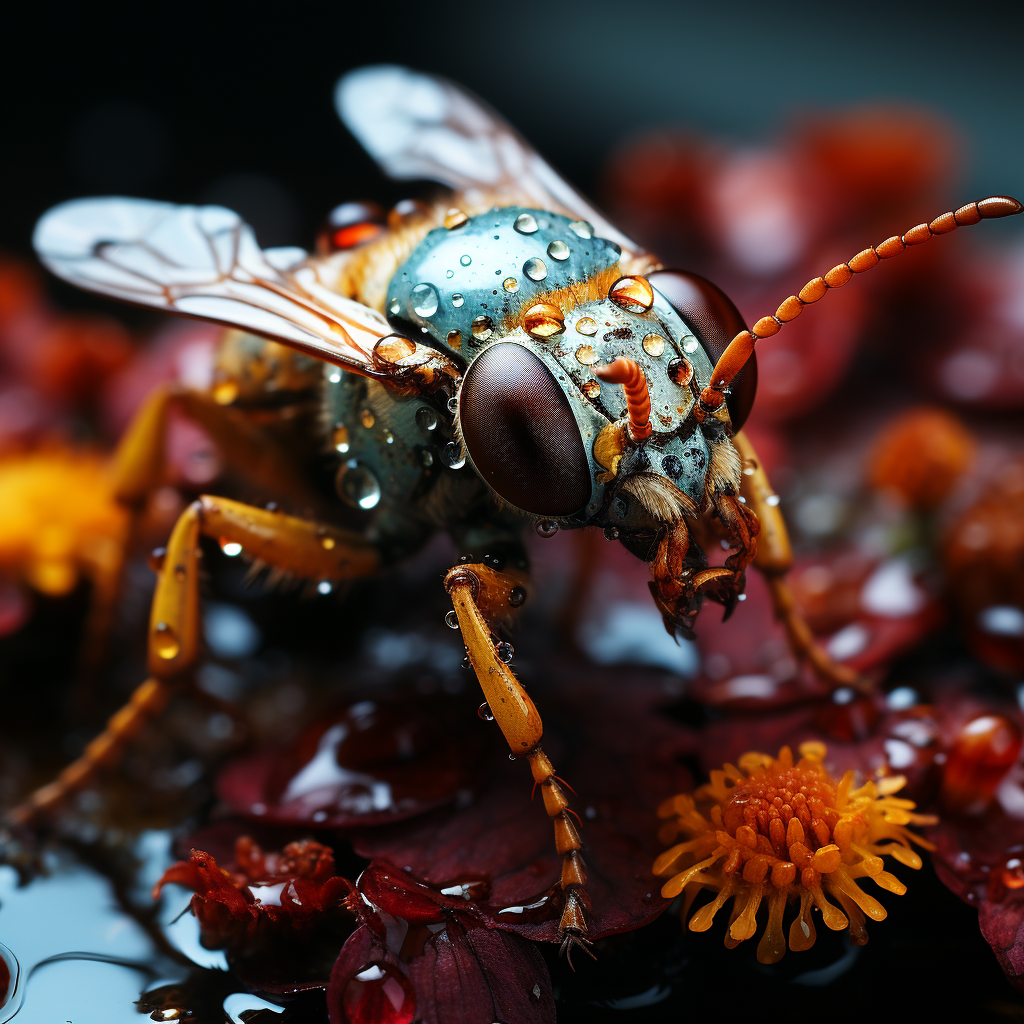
[316,201,386,254]
[648,270,758,430]
[459,343,591,516]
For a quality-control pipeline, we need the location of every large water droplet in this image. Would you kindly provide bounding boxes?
[342,962,416,1024]
[460,254,472,266]
[508,585,526,608]
[523,303,565,339]
[495,642,514,663]
[523,258,547,281]
[411,283,439,318]
[535,519,558,538]
[442,443,466,469]
[478,702,494,721]
[452,293,465,308]
[609,275,655,313]
[471,316,493,342]
[153,622,181,660]
[642,333,666,357]
[333,424,350,453]
[416,406,438,433]
[445,610,460,629]
[514,213,538,234]
[336,461,382,510]
[667,358,693,386]
[547,240,570,261]
[575,316,598,336]
[583,379,601,399]
[503,277,519,293]
[446,329,462,350]
[388,298,401,315]
[575,345,598,366]
[683,337,699,354]
[444,209,468,229]
[569,220,593,239]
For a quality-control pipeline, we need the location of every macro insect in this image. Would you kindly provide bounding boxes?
[14,65,1021,962]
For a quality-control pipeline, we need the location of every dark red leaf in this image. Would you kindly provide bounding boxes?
[352,663,693,943]
[217,690,485,828]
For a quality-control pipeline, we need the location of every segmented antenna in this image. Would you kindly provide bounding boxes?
[596,357,652,439]
[694,195,1023,421]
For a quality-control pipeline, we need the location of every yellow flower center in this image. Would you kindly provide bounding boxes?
[653,742,936,963]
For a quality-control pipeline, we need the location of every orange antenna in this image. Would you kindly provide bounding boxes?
[597,357,652,440]
[695,195,1023,421]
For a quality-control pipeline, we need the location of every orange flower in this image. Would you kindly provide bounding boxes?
[654,743,935,962]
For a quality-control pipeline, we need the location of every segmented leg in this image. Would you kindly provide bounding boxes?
[733,430,869,694]
[444,564,594,963]
[8,497,380,825]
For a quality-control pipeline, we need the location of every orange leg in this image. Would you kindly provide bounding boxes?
[8,496,380,825]
[444,564,594,963]
[733,430,868,694]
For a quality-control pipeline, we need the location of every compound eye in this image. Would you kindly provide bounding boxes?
[648,269,757,430]
[459,343,591,516]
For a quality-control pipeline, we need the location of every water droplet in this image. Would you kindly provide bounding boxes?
[683,337,699,354]
[667,357,693,386]
[383,430,394,445]
[446,329,462,350]
[389,298,401,315]
[503,277,519,293]
[548,239,573,262]
[452,293,465,308]
[153,622,181,660]
[642,333,666,357]
[411,283,439,318]
[460,254,472,266]
[333,424,350,453]
[575,316,598,336]
[535,519,558,538]
[374,335,417,363]
[321,536,336,550]
[416,407,438,432]
[336,461,382,510]
[514,213,539,234]
[447,396,459,414]
[219,539,243,557]
[496,641,514,663]
[569,220,593,239]
[360,408,375,429]
[523,257,547,281]
[478,702,494,721]
[509,585,526,608]
[418,447,434,467]
[583,379,601,399]
[342,962,416,1024]
[445,610,460,629]
[462,655,472,670]
[471,315,493,341]
[212,380,239,405]
[524,302,565,339]
[442,442,466,469]
[444,208,468,229]
[609,275,655,313]
[317,581,333,595]
[575,345,598,366]
[743,458,759,476]
[604,526,619,540]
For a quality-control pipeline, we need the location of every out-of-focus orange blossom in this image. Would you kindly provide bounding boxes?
[867,406,975,510]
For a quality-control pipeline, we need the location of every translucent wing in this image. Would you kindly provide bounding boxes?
[33,197,448,383]
[336,65,644,259]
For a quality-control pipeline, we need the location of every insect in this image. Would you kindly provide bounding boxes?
[16,64,1021,961]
